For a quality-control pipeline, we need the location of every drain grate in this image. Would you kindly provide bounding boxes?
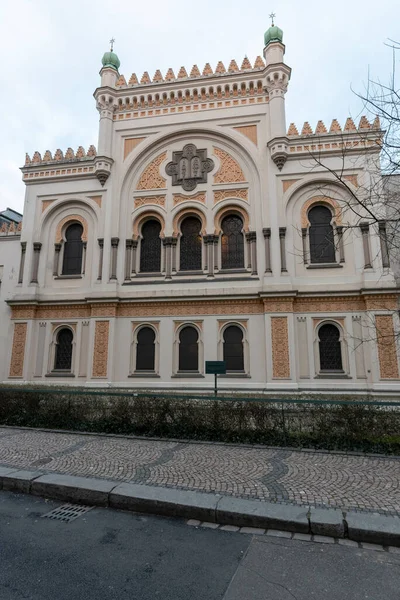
[41,503,93,523]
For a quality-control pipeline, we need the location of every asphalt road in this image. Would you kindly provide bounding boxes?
[0,491,399,600]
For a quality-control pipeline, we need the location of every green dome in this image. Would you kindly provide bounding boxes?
[264,24,283,46]
[101,51,120,71]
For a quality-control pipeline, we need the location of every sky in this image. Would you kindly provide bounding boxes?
[1,0,398,214]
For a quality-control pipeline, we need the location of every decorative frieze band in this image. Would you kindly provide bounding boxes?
[9,294,399,320]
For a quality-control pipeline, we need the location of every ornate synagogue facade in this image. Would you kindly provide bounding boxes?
[1,24,399,393]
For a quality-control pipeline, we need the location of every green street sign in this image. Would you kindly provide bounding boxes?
[205,361,226,375]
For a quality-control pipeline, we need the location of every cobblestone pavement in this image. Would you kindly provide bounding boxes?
[0,427,399,515]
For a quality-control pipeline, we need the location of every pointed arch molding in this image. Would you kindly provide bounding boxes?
[173,206,207,236]
[55,215,88,242]
[214,204,250,234]
[301,196,342,228]
[133,210,166,238]
[213,147,246,184]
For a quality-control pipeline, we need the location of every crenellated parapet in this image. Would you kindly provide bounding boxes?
[281,116,383,161]
[21,146,97,184]
[116,57,266,89]
[287,116,380,137]
[0,221,22,236]
[95,56,270,122]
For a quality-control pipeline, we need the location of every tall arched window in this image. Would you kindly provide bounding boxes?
[180,216,202,271]
[223,325,244,372]
[62,223,83,275]
[179,326,199,371]
[318,323,343,371]
[136,327,156,371]
[54,328,73,371]
[309,206,335,264]
[221,215,244,269]
[140,220,162,273]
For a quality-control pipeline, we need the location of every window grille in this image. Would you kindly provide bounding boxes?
[221,215,244,269]
[318,323,343,371]
[179,326,199,371]
[136,327,156,371]
[309,206,335,263]
[62,224,83,275]
[223,325,244,371]
[54,328,73,371]
[180,217,202,271]
[140,220,162,273]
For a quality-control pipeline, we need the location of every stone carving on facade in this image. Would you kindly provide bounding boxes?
[9,322,27,377]
[271,317,290,378]
[92,321,110,377]
[213,189,248,203]
[375,315,399,379]
[166,144,214,192]
[137,152,167,190]
[134,195,166,209]
[213,147,245,184]
[173,192,206,205]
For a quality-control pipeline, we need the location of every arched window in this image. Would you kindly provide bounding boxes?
[54,328,73,371]
[309,206,335,264]
[180,216,202,271]
[136,327,156,371]
[319,323,343,371]
[221,215,244,269]
[223,325,244,371]
[179,326,199,371]
[62,223,83,275]
[140,219,162,273]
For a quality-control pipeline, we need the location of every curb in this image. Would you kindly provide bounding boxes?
[0,467,399,547]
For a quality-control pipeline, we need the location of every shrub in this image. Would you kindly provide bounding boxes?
[0,386,399,454]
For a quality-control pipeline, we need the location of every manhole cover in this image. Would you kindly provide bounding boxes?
[42,503,93,522]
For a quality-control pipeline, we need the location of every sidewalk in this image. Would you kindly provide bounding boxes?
[0,426,399,516]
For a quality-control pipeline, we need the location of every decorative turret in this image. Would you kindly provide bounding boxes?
[95,39,119,185]
[264,14,291,170]
[100,38,120,87]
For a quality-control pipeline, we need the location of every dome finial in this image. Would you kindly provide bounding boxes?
[101,39,120,72]
[264,14,283,46]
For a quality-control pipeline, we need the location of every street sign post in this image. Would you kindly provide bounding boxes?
[205,361,226,395]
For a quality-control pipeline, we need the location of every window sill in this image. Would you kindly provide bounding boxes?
[217,268,249,274]
[128,372,160,378]
[219,372,251,378]
[54,275,83,279]
[315,373,352,379]
[134,272,163,278]
[306,263,343,269]
[176,270,204,276]
[172,372,205,378]
[45,372,75,378]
